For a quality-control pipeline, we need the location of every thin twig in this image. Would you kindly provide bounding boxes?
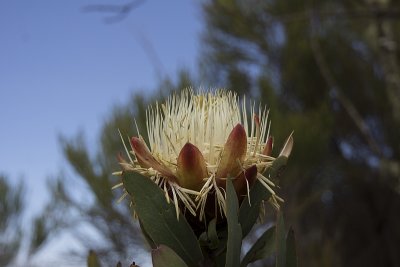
[375,10,400,125]
[309,13,383,157]
[82,0,146,23]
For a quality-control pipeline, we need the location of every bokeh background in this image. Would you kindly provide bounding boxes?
[1,0,400,266]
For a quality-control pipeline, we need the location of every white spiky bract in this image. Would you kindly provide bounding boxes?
[116,89,288,220]
[147,90,270,171]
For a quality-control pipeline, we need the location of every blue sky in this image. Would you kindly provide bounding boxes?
[0,0,202,263]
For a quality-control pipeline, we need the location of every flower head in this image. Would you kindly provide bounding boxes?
[115,89,293,221]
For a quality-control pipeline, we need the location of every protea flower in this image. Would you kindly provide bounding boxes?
[114,89,293,222]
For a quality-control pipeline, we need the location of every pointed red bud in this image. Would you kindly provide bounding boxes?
[216,124,247,181]
[130,137,177,183]
[233,165,258,199]
[254,114,260,126]
[263,136,273,156]
[117,152,127,164]
[177,142,208,191]
[117,152,134,171]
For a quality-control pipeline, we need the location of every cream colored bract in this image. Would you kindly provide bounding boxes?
[115,89,293,220]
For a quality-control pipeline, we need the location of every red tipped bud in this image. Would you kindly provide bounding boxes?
[254,114,260,127]
[233,165,258,198]
[117,152,134,171]
[177,143,208,191]
[263,136,273,156]
[216,124,247,181]
[130,137,177,182]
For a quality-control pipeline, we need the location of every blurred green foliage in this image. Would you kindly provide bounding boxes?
[0,175,23,266]
[200,0,400,266]
[35,73,194,266]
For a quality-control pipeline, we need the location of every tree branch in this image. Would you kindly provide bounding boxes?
[82,0,146,23]
[309,16,383,157]
[375,8,400,128]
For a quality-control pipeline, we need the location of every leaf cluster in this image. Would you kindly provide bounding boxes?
[108,156,296,267]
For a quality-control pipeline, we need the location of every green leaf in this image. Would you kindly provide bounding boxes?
[239,156,289,238]
[269,156,288,180]
[240,226,276,267]
[275,212,286,267]
[139,219,156,249]
[212,228,228,266]
[87,250,101,267]
[238,180,271,238]
[198,231,208,246]
[122,172,203,266]
[286,227,297,267]
[198,218,221,250]
[207,218,220,249]
[215,250,227,267]
[152,244,189,267]
[225,177,242,267]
